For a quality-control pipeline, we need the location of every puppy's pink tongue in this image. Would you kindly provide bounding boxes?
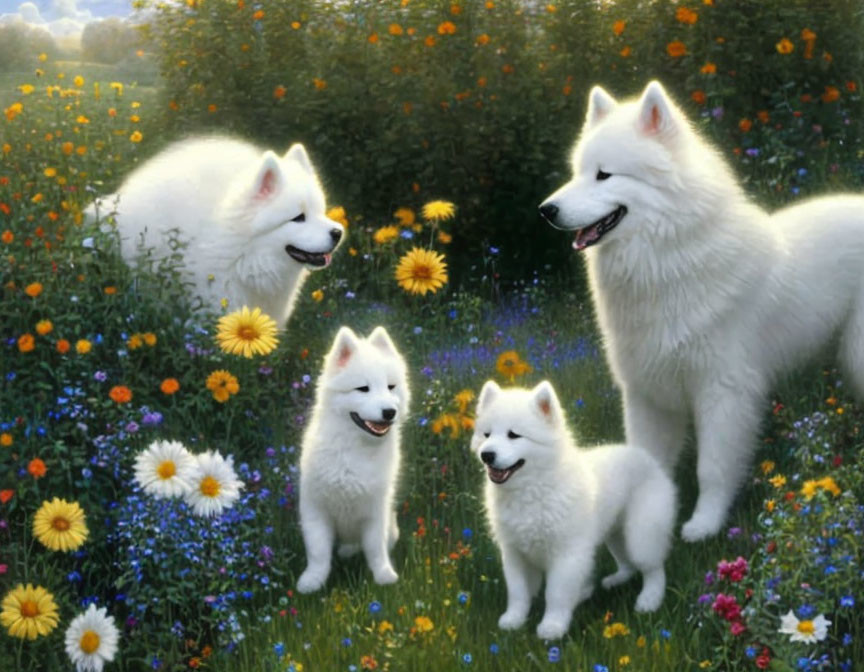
[573,225,599,251]
[323,253,332,267]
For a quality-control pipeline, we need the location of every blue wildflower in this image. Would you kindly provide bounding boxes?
[341,638,352,647]
[462,653,472,664]
[797,604,815,618]
[840,595,854,607]
[548,646,561,663]
[274,642,285,658]
[489,643,499,654]
[593,665,609,672]
[369,601,382,614]
[458,592,468,605]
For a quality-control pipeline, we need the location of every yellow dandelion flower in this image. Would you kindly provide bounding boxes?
[603,622,630,638]
[130,131,143,143]
[327,206,348,228]
[394,207,416,227]
[422,200,456,222]
[431,413,461,439]
[801,480,819,500]
[760,460,775,474]
[73,76,84,88]
[1,584,60,640]
[216,306,279,358]
[414,615,434,632]
[395,248,448,295]
[454,389,475,413]
[33,498,88,552]
[373,225,400,244]
[768,474,787,489]
[311,289,324,302]
[817,476,841,497]
[18,84,35,95]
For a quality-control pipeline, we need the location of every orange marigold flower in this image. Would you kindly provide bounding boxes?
[388,23,403,36]
[619,46,631,58]
[450,3,462,14]
[738,118,752,133]
[821,86,840,103]
[313,78,327,90]
[691,89,706,105]
[700,62,717,74]
[160,378,180,395]
[612,20,626,36]
[757,109,770,123]
[476,33,490,46]
[25,282,43,298]
[103,286,117,295]
[61,141,74,155]
[35,319,53,335]
[368,33,379,44]
[18,333,35,353]
[109,385,133,404]
[675,7,698,24]
[76,339,92,355]
[666,41,687,58]
[2,230,13,244]
[0,489,14,503]
[28,458,47,478]
[846,80,857,92]
[56,339,70,354]
[273,85,286,99]
[800,28,816,41]
[776,38,794,54]
[425,36,436,47]
[0,433,12,447]
[437,21,456,35]
[252,9,264,19]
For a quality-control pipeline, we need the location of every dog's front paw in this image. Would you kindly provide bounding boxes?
[497,610,526,631]
[634,587,664,613]
[297,570,327,594]
[681,512,722,542]
[536,618,568,640]
[373,566,398,585]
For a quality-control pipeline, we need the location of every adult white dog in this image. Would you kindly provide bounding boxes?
[540,80,864,541]
[473,380,675,639]
[87,136,343,326]
[297,326,410,593]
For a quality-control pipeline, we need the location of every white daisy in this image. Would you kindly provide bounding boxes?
[64,603,119,672]
[184,450,244,517]
[133,440,197,498]
[778,610,831,644]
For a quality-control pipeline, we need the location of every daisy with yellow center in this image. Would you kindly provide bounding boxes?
[65,603,119,672]
[779,610,830,643]
[206,370,240,403]
[184,451,244,517]
[216,306,278,358]
[1,583,59,639]
[422,200,456,222]
[395,247,448,295]
[33,497,88,552]
[134,440,197,498]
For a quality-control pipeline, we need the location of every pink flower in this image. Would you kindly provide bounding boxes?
[711,593,742,622]
[717,556,749,582]
[0,564,7,574]
[729,621,747,636]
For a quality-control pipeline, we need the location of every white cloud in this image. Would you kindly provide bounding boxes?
[18,2,44,23]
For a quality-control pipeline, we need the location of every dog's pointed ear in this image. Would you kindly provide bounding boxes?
[327,326,360,369]
[285,143,314,174]
[477,380,501,414]
[585,85,617,128]
[532,381,562,423]
[637,80,678,138]
[253,151,284,201]
[368,326,397,356]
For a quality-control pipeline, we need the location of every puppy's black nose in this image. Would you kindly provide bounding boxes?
[480,451,496,465]
[539,203,559,223]
[382,408,396,421]
[329,228,343,245]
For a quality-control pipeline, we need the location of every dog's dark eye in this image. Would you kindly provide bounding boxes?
[356,386,369,393]
[507,430,521,440]
[483,432,490,438]
[291,213,305,223]
[388,384,396,390]
[596,169,611,181]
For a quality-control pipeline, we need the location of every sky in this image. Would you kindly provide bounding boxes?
[0,0,133,42]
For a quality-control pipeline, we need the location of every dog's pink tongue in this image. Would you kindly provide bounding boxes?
[323,253,332,267]
[573,225,599,251]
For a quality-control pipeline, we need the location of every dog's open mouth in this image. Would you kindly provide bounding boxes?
[572,205,627,251]
[486,459,525,485]
[350,412,393,437]
[285,245,333,268]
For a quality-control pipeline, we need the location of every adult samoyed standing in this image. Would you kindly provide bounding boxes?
[87,137,344,326]
[540,80,864,541]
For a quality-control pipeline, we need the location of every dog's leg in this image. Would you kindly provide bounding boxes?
[387,509,399,551]
[623,389,687,473]
[362,507,399,585]
[536,543,594,639]
[682,383,763,541]
[601,529,635,590]
[297,502,335,593]
[497,547,537,630]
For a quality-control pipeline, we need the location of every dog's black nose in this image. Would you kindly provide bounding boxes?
[330,228,343,244]
[480,451,496,465]
[539,203,559,223]
[382,408,396,421]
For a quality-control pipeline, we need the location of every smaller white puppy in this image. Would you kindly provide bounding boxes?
[473,380,676,639]
[298,326,410,593]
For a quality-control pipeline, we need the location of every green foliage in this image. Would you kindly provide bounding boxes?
[145,0,864,279]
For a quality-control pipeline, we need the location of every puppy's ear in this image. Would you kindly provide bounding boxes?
[252,151,284,201]
[368,326,397,356]
[585,85,617,129]
[285,143,315,174]
[327,326,360,369]
[637,80,678,138]
[477,380,501,413]
[532,381,563,423]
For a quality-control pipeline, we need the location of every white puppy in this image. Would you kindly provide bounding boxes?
[540,81,864,540]
[297,326,410,593]
[87,136,343,326]
[473,380,676,639]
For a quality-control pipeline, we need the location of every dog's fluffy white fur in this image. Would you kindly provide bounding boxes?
[540,80,864,541]
[297,326,410,593]
[473,380,676,640]
[86,136,343,325]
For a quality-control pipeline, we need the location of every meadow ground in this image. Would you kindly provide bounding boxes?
[1,49,862,672]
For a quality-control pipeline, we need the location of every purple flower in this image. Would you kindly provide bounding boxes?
[727,527,742,539]
[94,371,107,382]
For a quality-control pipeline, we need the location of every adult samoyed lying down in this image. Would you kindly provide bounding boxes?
[86,136,344,326]
[540,80,864,541]
[473,380,676,640]
[297,326,410,593]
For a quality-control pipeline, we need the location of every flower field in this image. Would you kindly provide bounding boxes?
[2,1,864,671]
